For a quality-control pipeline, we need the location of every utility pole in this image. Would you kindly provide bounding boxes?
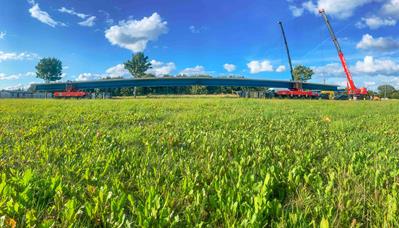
[385,84,387,98]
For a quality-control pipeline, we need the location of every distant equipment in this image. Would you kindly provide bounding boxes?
[319,9,368,99]
[276,21,319,99]
[53,81,89,98]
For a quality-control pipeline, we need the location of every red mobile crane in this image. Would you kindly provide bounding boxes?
[319,9,368,98]
[276,21,319,98]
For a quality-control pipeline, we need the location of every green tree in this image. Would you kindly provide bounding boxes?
[124,53,152,78]
[293,65,313,82]
[378,84,396,98]
[35,58,63,83]
[190,85,208,95]
[124,53,152,97]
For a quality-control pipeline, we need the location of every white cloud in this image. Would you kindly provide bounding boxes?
[313,56,399,78]
[356,34,399,52]
[25,72,36,77]
[105,60,175,78]
[317,0,375,19]
[0,32,6,40]
[105,64,130,78]
[302,1,319,14]
[247,60,274,74]
[276,65,286,73]
[99,10,114,25]
[0,73,19,80]
[382,0,399,18]
[2,81,37,91]
[189,26,200,33]
[147,60,176,76]
[189,25,207,34]
[0,51,39,62]
[59,7,95,27]
[84,59,175,81]
[354,56,399,75]
[312,58,399,90]
[0,72,36,80]
[29,3,65,27]
[105,13,168,52]
[79,16,96,27]
[76,73,104,81]
[223,64,236,72]
[58,7,88,19]
[289,5,305,17]
[179,66,206,76]
[291,0,377,19]
[356,16,396,29]
[313,63,344,78]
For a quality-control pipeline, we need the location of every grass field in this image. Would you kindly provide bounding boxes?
[1,99,399,227]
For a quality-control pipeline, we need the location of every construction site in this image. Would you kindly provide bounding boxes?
[28,10,374,100]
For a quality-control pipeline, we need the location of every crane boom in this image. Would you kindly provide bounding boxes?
[319,9,367,96]
[278,21,295,81]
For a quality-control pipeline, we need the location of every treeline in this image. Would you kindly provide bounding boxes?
[374,85,399,99]
[90,85,264,97]
[97,74,259,96]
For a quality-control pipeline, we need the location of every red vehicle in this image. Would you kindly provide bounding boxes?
[53,81,89,98]
[319,9,368,98]
[277,21,319,99]
[276,88,319,98]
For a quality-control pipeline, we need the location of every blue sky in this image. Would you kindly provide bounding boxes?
[1,0,399,90]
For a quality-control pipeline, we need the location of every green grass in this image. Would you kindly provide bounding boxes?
[1,99,399,227]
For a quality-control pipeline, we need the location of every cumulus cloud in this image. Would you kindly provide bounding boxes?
[276,65,286,73]
[354,56,399,75]
[313,63,344,78]
[79,16,96,27]
[0,51,39,62]
[356,34,399,52]
[105,13,168,52]
[313,56,399,78]
[382,0,399,18]
[0,31,6,39]
[312,57,399,89]
[105,64,130,78]
[356,16,396,29]
[84,59,175,80]
[29,3,65,27]
[76,73,104,81]
[247,60,274,74]
[179,66,206,76]
[147,60,176,76]
[289,0,377,19]
[223,64,236,72]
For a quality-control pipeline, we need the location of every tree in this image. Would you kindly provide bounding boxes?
[124,52,152,78]
[190,85,208,95]
[293,65,313,82]
[35,58,63,83]
[378,84,396,98]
